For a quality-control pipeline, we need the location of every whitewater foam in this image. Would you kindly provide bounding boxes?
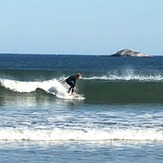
[0,78,85,100]
[0,79,64,93]
[0,128,162,142]
[83,74,163,82]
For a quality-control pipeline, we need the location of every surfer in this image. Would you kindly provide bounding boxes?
[65,73,82,94]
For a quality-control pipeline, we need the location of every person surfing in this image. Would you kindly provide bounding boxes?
[65,73,82,95]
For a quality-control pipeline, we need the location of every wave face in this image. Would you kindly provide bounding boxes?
[1,55,163,104]
[1,76,163,104]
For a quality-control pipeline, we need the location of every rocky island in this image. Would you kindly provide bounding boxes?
[111,49,150,57]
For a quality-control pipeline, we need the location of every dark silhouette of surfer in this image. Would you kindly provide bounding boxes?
[65,73,81,94]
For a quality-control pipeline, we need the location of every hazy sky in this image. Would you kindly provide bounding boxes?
[0,0,163,55]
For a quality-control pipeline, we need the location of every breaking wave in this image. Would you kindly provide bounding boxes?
[0,128,162,142]
[0,78,84,100]
[1,71,163,103]
[83,71,163,82]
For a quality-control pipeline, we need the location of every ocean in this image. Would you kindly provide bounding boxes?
[0,54,163,163]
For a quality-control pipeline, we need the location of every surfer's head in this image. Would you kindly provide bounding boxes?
[76,73,81,79]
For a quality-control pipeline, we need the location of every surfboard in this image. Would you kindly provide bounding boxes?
[47,87,85,100]
[67,93,85,100]
[56,93,85,100]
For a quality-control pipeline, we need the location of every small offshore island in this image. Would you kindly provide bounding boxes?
[111,49,150,57]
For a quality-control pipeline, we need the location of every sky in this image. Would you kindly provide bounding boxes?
[0,0,163,55]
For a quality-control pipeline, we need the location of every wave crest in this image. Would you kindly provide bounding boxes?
[84,70,163,82]
[0,78,64,93]
[0,78,85,100]
[0,128,162,142]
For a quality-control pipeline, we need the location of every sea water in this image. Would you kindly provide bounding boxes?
[0,54,163,163]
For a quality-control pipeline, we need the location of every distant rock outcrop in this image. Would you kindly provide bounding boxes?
[111,49,150,57]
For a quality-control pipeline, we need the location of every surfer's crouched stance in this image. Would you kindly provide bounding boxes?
[65,73,81,94]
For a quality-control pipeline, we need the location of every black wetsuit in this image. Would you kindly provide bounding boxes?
[66,76,77,93]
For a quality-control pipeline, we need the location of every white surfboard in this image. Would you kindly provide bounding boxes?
[56,93,85,100]
[48,87,85,100]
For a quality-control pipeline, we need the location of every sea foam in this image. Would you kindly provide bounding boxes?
[0,78,64,93]
[83,73,163,82]
[0,78,84,100]
[0,128,162,142]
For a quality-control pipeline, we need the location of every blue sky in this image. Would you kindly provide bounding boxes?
[0,0,163,55]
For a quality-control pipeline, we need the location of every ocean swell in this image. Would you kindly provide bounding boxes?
[1,76,163,104]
